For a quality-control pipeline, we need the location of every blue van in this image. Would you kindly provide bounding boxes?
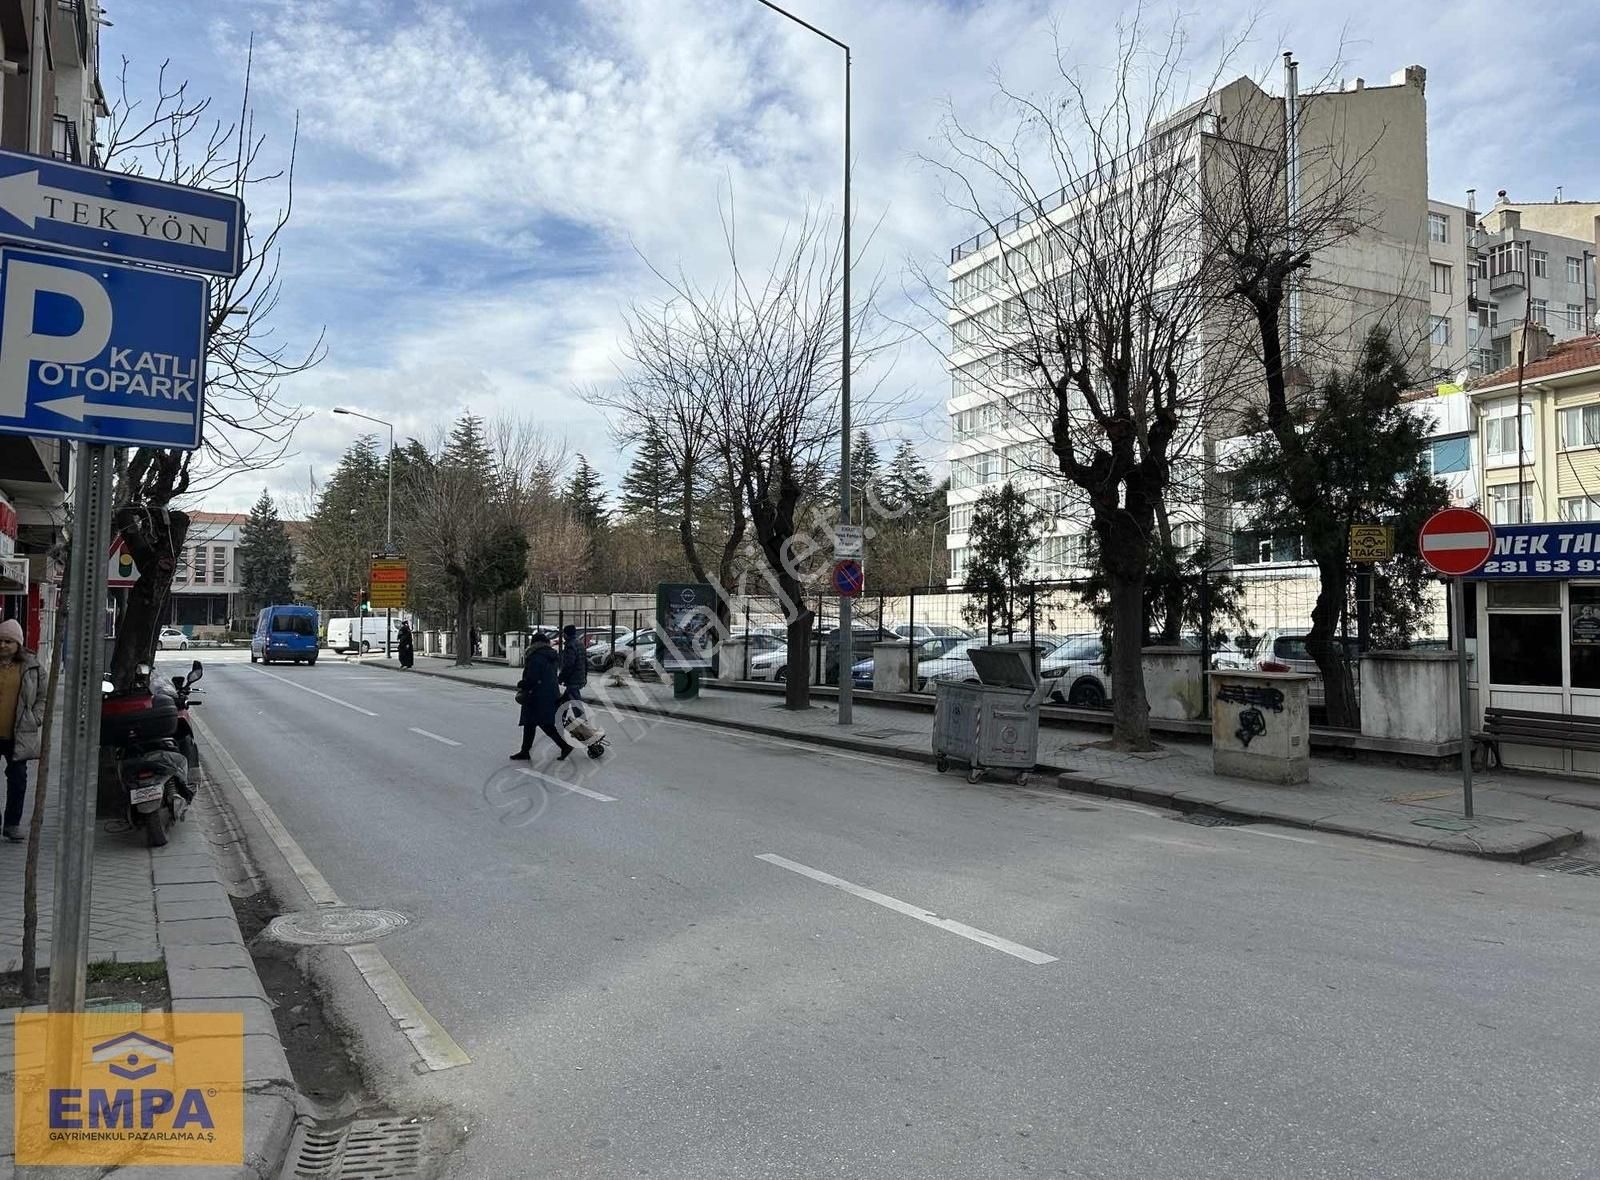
[251,605,320,666]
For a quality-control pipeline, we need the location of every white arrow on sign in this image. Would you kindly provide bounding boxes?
[0,170,230,255]
[35,394,193,426]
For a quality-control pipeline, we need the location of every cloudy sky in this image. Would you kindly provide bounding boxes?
[114,0,1598,514]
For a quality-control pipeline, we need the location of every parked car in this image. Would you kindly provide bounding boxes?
[1038,633,1113,708]
[1247,629,1363,707]
[326,615,404,654]
[746,628,894,684]
[721,631,787,677]
[157,627,189,651]
[588,627,663,673]
[890,622,974,641]
[921,634,1077,693]
[850,635,967,690]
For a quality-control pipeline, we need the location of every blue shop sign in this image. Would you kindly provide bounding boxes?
[1475,522,1600,579]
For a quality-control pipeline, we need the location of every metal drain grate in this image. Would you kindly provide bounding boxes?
[283,1117,427,1179]
[1532,855,1600,877]
[1174,812,1252,828]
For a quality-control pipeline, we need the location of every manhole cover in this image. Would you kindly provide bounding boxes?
[266,908,409,947]
[855,727,915,740]
[283,1116,427,1178]
[1410,816,1478,833]
[1532,855,1600,877]
[1174,813,1252,828]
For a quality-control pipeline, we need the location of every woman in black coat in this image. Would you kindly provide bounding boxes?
[397,622,414,669]
[559,624,588,702]
[512,633,572,760]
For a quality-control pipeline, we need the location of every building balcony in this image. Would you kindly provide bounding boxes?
[1489,270,1525,294]
[0,435,68,508]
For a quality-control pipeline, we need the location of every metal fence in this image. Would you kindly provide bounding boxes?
[539,568,1452,728]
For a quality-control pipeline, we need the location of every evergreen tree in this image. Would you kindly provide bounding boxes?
[961,482,1043,634]
[848,429,882,523]
[300,436,388,610]
[882,440,937,521]
[236,490,295,615]
[617,424,676,532]
[566,454,608,530]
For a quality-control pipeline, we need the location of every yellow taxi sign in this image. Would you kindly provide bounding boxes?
[1348,524,1394,563]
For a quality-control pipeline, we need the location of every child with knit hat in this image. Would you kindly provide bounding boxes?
[0,618,43,842]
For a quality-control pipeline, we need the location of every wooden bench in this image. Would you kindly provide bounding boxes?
[1480,706,1600,768]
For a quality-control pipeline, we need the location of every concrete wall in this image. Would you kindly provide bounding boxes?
[1144,647,1205,720]
[1360,651,1460,744]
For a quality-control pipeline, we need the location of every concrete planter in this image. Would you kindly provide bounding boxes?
[1360,651,1460,744]
[1143,646,1205,721]
[873,641,915,693]
[1209,670,1311,784]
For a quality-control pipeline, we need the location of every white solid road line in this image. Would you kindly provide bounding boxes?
[249,665,379,717]
[516,767,618,803]
[191,711,471,1073]
[408,727,462,747]
[756,853,1058,966]
[1233,826,1320,845]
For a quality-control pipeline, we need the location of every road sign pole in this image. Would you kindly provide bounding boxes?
[1453,576,1475,819]
[49,442,112,1013]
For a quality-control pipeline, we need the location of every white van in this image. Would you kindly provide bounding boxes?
[326,615,406,654]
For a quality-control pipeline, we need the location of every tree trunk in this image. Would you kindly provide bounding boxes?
[21,581,69,1001]
[1107,563,1154,750]
[110,508,189,690]
[454,585,474,666]
[784,606,814,711]
[1309,556,1358,729]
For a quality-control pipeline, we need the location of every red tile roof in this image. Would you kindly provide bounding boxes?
[188,511,248,524]
[1474,334,1600,389]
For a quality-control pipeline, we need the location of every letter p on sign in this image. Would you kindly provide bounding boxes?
[0,258,111,418]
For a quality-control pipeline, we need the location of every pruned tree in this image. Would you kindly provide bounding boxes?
[927,18,1239,748]
[102,52,322,688]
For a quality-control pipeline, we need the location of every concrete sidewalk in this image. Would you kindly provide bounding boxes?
[0,740,297,1178]
[396,653,1598,863]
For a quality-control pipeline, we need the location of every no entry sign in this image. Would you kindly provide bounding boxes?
[1419,507,1495,577]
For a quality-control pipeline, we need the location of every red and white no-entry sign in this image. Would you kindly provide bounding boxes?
[1419,507,1495,577]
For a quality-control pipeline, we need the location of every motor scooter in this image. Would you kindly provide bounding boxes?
[100,660,203,847]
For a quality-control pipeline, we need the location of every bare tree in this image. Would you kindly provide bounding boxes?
[605,206,893,709]
[926,18,1240,749]
[102,52,322,687]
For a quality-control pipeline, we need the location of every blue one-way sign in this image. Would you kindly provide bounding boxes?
[0,246,208,450]
[0,149,244,278]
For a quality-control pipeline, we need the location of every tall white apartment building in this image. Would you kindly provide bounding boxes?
[943,66,1433,583]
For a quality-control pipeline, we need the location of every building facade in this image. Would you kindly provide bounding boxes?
[1470,199,1595,375]
[0,0,105,657]
[168,511,245,629]
[943,66,1432,585]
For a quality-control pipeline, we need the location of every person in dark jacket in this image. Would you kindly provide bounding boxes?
[397,621,414,669]
[511,632,572,760]
[559,624,588,702]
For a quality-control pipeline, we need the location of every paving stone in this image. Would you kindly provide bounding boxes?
[156,896,236,923]
[153,881,230,904]
[157,915,244,947]
[169,996,278,1039]
[165,943,256,972]
[168,964,268,1003]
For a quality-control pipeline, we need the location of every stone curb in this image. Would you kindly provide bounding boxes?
[150,765,300,1179]
[385,660,1582,864]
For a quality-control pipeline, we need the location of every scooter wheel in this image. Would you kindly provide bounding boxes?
[144,811,169,848]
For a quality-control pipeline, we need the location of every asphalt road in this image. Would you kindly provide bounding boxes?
[177,648,1600,1180]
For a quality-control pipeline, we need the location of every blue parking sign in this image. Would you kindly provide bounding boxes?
[0,246,208,450]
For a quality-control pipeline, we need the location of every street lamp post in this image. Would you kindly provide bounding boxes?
[754,0,853,724]
[333,407,395,656]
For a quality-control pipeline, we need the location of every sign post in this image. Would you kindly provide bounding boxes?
[833,525,864,724]
[1419,507,1495,819]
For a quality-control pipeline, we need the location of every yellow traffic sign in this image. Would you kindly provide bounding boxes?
[369,556,407,608]
[1348,524,1393,563]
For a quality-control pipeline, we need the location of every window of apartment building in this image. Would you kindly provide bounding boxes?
[1531,249,1548,278]
[1482,400,1534,467]
[212,547,227,584]
[1530,298,1548,325]
[1478,302,1498,329]
[1568,256,1585,284]
[192,546,207,582]
[1428,211,1448,243]
[1170,521,1202,553]
[947,504,974,534]
[949,546,970,579]
[1559,404,1600,450]
[951,402,1000,440]
[1475,253,1489,280]
[1429,437,1471,475]
[1561,496,1600,521]
[1474,347,1497,374]
[1488,241,1526,277]
[1567,304,1585,332]
[1430,262,1452,295]
[1487,481,1535,525]
[1428,315,1450,347]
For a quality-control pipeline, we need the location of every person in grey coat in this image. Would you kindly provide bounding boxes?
[559,624,588,703]
[511,632,572,760]
[0,619,44,843]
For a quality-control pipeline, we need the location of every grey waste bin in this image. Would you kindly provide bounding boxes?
[933,642,1056,785]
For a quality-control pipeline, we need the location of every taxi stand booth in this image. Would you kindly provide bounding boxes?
[1467,519,1600,777]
